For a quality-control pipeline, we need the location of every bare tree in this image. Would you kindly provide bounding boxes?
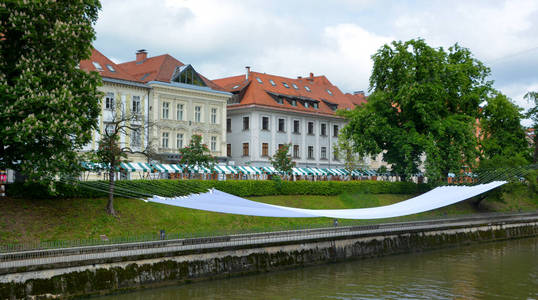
[95,100,154,216]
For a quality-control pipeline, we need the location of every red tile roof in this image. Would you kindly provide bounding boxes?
[119,53,224,91]
[79,48,140,82]
[213,71,366,116]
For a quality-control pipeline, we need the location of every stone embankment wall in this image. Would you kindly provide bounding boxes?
[1,216,538,299]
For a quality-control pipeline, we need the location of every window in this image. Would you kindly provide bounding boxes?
[291,99,297,106]
[211,108,217,124]
[262,116,269,130]
[282,82,289,88]
[162,102,169,119]
[293,145,299,158]
[132,96,141,114]
[321,147,327,159]
[105,64,115,72]
[232,85,240,89]
[278,144,284,150]
[293,120,300,134]
[131,127,141,147]
[269,79,276,86]
[276,98,283,104]
[243,116,249,130]
[327,89,333,95]
[321,123,327,136]
[308,146,314,159]
[211,136,217,151]
[227,118,232,132]
[333,125,339,137]
[92,61,103,71]
[194,106,201,122]
[262,143,269,157]
[333,148,339,161]
[304,102,309,108]
[104,122,114,136]
[227,144,231,157]
[292,83,298,89]
[105,92,114,110]
[313,103,318,109]
[305,86,311,92]
[176,133,183,148]
[256,77,263,84]
[242,143,249,156]
[162,132,169,148]
[307,122,314,135]
[278,118,285,132]
[177,104,184,121]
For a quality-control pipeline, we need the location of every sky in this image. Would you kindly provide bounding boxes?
[94,0,538,125]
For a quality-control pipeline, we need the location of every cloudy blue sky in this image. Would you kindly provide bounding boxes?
[94,0,538,124]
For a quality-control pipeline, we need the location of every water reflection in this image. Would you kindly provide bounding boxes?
[100,237,538,299]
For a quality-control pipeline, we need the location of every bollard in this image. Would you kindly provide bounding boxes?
[160,229,166,240]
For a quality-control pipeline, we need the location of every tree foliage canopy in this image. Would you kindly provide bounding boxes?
[178,135,215,169]
[341,39,491,181]
[0,0,102,181]
[524,91,538,163]
[270,143,295,175]
[480,92,529,161]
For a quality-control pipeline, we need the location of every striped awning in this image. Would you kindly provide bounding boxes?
[351,169,362,176]
[336,168,350,176]
[260,166,277,174]
[214,165,238,174]
[118,162,153,172]
[152,164,167,173]
[236,166,261,175]
[160,164,182,173]
[307,167,328,176]
[292,167,311,176]
[188,165,212,173]
[81,162,109,171]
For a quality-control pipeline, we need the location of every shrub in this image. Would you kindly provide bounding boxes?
[6,179,430,198]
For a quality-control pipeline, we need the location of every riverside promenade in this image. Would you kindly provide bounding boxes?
[1,212,538,299]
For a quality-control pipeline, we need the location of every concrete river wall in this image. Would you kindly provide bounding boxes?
[1,212,538,299]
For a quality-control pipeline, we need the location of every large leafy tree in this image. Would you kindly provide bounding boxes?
[0,0,102,181]
[480,92,529,161]
[178,135,216,170]
[341,39,491,182]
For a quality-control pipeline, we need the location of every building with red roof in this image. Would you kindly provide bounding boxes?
[213,68,367,168]
[80,48,231,165]
[79,48,150,163]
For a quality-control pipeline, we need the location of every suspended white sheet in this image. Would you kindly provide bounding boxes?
[145,181,506,219]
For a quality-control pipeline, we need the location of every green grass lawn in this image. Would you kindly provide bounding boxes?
[1,189,536,245]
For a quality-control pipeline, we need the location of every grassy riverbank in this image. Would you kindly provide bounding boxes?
[1,184,536,245]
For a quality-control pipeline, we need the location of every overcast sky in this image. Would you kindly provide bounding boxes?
[94,0,538,125]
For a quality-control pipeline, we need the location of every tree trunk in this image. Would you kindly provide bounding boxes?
[533,130,537,164]
[107,168,116,215]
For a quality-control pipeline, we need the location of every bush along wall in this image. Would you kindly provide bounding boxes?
[6,179,432,199]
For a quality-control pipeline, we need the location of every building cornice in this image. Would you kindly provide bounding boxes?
[227,104,347,120]
[148,81,232,97]
[102,77,149,89]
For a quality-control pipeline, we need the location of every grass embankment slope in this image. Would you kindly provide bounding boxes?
[1,184,536,244]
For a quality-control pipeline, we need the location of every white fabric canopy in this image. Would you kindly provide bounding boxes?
[145,181,506,219]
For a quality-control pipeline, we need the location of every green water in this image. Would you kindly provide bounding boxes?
[99,237,538,299]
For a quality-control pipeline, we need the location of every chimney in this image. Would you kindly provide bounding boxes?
[307,72,314,82]
[297,76,302,79]
[136,49,147,63]
[245,66,251,80]
[353,91,365,95]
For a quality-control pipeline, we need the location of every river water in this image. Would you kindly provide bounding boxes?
[99,237,538,299]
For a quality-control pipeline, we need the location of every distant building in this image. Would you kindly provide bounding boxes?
[79,49,150,163]
[213,68,374,168]
[80,49,231,164]
[119,50,230,163]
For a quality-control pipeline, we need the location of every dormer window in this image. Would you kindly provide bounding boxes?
[292,83,298,89]
[171,64,207,87]
[276,98,283,104]
[326,89,333,95]
[256,77,263,83]
[313,103,318,109]
[270,79,276,86]
[232,85,240,89]
[304,102,309,108]
[291,99,297,106]
[305,86,311,92]
[282,82,289,88]
[92,62,103,71]
[106,64,115,72]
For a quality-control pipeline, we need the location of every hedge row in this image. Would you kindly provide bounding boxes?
[6,179,431,199]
